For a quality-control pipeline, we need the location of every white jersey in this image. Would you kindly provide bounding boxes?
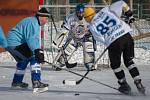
[89,1,132,47]
[63,12,89,39]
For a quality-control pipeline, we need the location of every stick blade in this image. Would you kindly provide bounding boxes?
[63,80,77,85]
[65,62,77,68]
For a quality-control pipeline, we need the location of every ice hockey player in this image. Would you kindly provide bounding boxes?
[6,7,49,93]
[0,26,7,48]
[83,0,145,95]
[54,3,96,71]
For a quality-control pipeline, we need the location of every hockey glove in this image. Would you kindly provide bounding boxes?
[34,49,44,63]
[124,10,135,25]
[124,16,135,25]
[128,16,135,25]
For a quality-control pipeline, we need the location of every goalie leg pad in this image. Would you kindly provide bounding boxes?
[83,41,94,52]
[83,41,95,70]
[64,43,76,56]
[83,41,95,63]
[84,52,95,70]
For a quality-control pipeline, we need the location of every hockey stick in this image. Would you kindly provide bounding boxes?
[133,32,150,40]
[52,37,77,69]
[50,15,58,33]
[61,45,77,68]
[50,15,77,68]
[52,32,66,48]
[71,47,108,85]
[52,47,77,69]
[132,21,150,40]
[44,60,118,91]
[133,21,143,35]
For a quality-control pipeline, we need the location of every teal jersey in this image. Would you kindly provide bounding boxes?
[7,16,40,52]
[0,26,7,48]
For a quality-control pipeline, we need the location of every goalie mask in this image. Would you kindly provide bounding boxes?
[76,4,85,20]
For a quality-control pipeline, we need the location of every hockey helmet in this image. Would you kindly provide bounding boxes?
[75,4,85,20]
[76,3,85,13]
[84,7,95,23]
[37,7,50,17]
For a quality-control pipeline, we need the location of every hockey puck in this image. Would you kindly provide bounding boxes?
[62,80,76,85]
[74,93,80,96]
[62,80,65,84]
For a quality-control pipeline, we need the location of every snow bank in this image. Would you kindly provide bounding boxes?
[0,47,149,65]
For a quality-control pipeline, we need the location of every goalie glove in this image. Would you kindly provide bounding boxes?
[34,49,44,63]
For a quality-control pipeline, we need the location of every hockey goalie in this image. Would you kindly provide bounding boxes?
[52,3,96,71]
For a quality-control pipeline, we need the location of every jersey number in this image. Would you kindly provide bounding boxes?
[96,16,116,35]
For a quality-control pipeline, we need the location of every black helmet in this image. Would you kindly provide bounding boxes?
[76,3,85,13]
[75,4,85,20]
[36,7,50,17]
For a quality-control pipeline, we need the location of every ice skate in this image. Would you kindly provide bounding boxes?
[134,79,146,95]
[11,82,28,89]
[118,81,131,95]
[32,80,49,93]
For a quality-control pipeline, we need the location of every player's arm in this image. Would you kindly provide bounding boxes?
[61,15,71,31]
[25,22,44,63]
[0,26,7,48]
[122,1,135,24]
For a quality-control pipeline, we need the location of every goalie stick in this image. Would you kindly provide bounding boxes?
[61,45,77,68]
[63,47,108,85]
[52,47,77,69]
[50,15,77,69]
[52,37,77,69]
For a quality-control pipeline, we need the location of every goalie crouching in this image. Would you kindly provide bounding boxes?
[53,4,96,71]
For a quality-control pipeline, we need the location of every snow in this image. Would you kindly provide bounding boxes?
[0,47,150,65]
[134,48,150,65]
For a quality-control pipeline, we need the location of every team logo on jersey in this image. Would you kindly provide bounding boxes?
[75,25,86,39]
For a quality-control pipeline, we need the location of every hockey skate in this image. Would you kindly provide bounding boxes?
[118,81,131,95]
[32,80,49,93]
[134,79,146,95]
[11,82,28,89]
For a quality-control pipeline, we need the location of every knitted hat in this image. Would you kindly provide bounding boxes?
[37,7,50,17]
